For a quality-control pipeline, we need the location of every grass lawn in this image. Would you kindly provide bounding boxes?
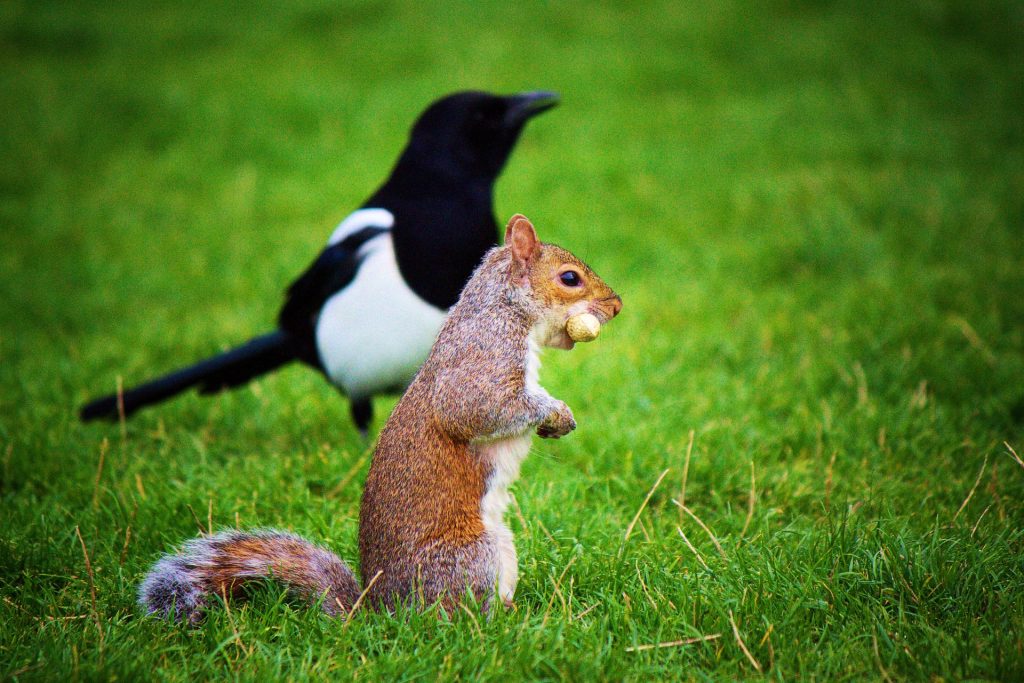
[2,0,1023,679]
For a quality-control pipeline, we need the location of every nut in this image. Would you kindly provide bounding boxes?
[566,313,601,342]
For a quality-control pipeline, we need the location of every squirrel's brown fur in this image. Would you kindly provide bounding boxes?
[139,214,621,621]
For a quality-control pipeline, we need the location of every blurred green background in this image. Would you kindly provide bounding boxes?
[2,1,1023,680]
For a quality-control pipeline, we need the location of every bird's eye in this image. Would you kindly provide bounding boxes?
[475,101,505,127]
[559,270,582,287]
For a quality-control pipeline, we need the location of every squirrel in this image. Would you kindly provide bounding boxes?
[139,214,622,622]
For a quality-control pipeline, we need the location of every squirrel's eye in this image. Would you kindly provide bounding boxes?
[559,271,582,287]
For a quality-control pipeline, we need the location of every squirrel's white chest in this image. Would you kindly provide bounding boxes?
[477,340,543,602]
[479,339,542,523]
[479,435,531,526]
[479,433,530,603]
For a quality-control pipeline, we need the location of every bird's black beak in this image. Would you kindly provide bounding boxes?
[504,91,560,127]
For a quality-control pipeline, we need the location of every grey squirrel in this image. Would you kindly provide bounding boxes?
[139,214,622,621]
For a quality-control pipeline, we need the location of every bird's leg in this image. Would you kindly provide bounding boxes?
[350,398,373,438]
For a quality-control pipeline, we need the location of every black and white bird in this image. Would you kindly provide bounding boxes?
[80,90,559,433]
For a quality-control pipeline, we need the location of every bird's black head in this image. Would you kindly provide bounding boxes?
[401,90,559,181]
[379,90,558,310]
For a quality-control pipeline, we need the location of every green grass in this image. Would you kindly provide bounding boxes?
[3,0,1023,679]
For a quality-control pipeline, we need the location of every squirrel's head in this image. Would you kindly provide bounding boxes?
[505,214,623,350]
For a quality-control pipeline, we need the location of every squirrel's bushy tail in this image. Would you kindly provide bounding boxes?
[139,529,360,623]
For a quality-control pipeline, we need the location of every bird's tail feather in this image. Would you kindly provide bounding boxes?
[79,330,296,421]
[138,529,361,623]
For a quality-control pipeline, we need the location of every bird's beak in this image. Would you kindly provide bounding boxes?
[504,91,560,127]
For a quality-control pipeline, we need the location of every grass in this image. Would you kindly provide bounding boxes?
[2,0,1023,679]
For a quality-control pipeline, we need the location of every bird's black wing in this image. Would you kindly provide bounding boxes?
[277,226,388,368]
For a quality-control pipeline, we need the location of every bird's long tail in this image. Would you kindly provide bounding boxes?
[80,330,296,421]
[139,529,361,623]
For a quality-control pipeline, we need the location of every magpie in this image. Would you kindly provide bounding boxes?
[80,90,559,433]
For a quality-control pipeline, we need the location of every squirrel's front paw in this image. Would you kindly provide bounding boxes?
[537,401,575,439]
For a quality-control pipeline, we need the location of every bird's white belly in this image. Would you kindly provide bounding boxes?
[315,234,447,399]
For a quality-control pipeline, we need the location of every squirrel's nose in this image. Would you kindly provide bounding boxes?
[608,295,622,318]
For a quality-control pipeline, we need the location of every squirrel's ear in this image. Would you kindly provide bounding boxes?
[506,214,540,285]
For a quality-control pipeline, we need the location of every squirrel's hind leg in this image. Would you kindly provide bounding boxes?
[403,538,504,615]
